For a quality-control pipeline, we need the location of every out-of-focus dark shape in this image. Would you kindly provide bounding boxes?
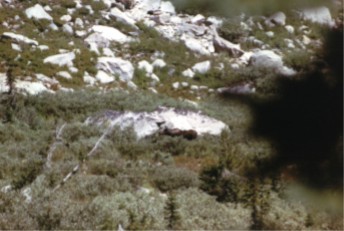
[222,27,343,189]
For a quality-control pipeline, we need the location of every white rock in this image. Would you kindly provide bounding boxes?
[150,73,160,82]
[0,73,9,93]
[160,1,175,14]
[152,59,166,68]
[63,24,74,35]
[102,48,115,57]
[15,81,51,95]
[284,39,295,49]
[182,68,195,78]
[192,61,211,74]
[97,57,134,82]
[86,25,132,46]
[110,7,138,29]
[38,45,49,51]
[57,71,72,79]
[44,5,52,12]
[127,81,138,90]
[190,85,199,91]
[96,70,115,84]
[88,42,100,55]
[44,52,76,67]
[11,43,21,51]
[75,18,84,28]
[25,4,52,21]
[1,185,12,193]
[191,14,205,24]
[60,15,72,22]
[250,50,296,76]
[285,25,294,34]
[49,23,59,31]
[22,187,32,203]
[181,82,189,87]
[266,12,286,26]
[83,72,96,85]
[181,35,210,56]
[69,66,79,73]
[86,107,229,139]
[2,32,38,46]
[76,30,87,37]
[302,35,311,45]
[206,16,223,28]
[172,82,180,89]
[211,26,244,57]
[266,31,274,37]
[300,7,334,27]
[138,60,154,74]
[148,87,158,94]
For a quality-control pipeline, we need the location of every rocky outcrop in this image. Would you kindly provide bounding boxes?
[44,52,76,67]
[96,57,134,82]
[299,6,334,27]
[86,107,228,139]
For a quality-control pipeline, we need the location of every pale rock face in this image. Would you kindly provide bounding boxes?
[300,7,334,27]
[97,57,134,82]
[25,4,53,21]
[96,70,115,84]
[172,82,180,89]
[38,45,49,51]
[138,60,154,74]
[102,48,115,57]
[250,50,296,76]
[127,81,138,90]
[266,31,274,38]
[2,32,38,46]
[44,52,76,67]
[192,60,211,74]
[75,18,84,28]
[11,43,21,51]
[86,107,228,139]
[49,23,59,31]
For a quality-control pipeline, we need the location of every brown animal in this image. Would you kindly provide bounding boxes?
[162,128,198,140]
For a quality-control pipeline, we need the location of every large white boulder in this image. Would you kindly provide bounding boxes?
[97,57,134,82]
[249,50,296,76]
[25,4,53,21]
[86,107,228,139]
[299,7,334,27]
[2,32,38,46]
[44,52,76,67]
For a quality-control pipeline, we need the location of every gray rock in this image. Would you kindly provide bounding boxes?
[192,61,211,74]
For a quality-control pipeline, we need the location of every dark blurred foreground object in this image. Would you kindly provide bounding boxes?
[223,28,343,189]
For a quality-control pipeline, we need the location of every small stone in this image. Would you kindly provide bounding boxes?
[182,68,195,78]
[96,70,115,84]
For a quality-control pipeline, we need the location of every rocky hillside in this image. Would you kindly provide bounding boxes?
[0,0,342,230]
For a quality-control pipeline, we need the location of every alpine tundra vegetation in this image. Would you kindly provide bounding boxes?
[0,0,342,230]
